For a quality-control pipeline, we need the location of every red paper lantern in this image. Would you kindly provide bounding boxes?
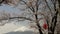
[43,23,48,29]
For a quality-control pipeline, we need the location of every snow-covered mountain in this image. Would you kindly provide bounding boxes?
[13,26,32,32]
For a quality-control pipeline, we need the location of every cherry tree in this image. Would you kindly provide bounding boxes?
[0,0,60,34]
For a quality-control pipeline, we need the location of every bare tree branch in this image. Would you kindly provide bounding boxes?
[20,0,35,13]
[0,0,4,4]
[0,17,33,21]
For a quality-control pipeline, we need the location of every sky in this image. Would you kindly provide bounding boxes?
[0,4,21,14]
[0,4,31,34]
[0,3,36,34]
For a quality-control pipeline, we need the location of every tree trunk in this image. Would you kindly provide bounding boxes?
[35,14,43,34]
[58,0,60,8]
[36,23,43,34]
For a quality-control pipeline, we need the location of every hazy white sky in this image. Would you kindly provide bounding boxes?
[0,4,30,34]
[0,4,21,14]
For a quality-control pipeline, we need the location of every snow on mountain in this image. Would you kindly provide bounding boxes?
[13,26,33,32]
